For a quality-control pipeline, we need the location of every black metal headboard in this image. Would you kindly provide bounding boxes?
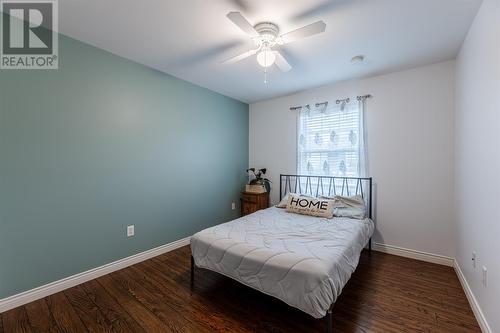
[279,174,373,219]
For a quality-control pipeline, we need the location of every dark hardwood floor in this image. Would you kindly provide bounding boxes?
[1,246,480,332]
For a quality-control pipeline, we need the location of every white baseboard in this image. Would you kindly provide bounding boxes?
[454,260,492,333]
[0,236,191,313]
[372,242,454,267]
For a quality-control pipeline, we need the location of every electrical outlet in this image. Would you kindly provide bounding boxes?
[231,202,236,210]
[482,266,487,287]
[472,252,476,268]
[127,225,135,237]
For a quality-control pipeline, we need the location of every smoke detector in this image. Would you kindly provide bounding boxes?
[351,55,365,65]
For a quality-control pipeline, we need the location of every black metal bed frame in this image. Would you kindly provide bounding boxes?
[191,174,373,333]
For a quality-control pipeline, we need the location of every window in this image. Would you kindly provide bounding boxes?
[297,100,366,177]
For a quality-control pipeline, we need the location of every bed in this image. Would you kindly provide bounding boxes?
[190,174,374,332]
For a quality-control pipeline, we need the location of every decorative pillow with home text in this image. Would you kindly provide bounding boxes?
[286,194,334,218]
[276,193,313,208]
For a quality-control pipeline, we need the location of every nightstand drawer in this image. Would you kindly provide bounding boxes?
[242,193,258,203]
[241,191,269,216]
[242,203,258,215]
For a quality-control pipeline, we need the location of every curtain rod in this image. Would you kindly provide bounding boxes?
[289,94,372,111]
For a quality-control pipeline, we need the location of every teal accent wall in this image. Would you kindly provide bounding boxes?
[0,30,248,298]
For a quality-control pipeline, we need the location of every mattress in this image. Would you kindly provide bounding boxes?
[190,207,374,318]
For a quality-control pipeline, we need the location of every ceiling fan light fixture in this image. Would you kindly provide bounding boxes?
[224,12,326,76]
[257,49,276,68]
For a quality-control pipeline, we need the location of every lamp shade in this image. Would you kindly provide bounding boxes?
[256,49,276,68]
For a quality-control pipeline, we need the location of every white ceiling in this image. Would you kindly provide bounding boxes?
[59,0,481,103]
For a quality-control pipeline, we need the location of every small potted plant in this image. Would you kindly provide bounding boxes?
[246,168,271,193]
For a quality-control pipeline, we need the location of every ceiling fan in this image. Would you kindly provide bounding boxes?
[223,12,326,75]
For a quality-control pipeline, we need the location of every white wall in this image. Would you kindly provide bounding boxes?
[454,0,500,331]
[250,61,455,257]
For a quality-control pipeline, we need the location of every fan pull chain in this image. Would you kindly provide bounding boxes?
[264,68,268,86]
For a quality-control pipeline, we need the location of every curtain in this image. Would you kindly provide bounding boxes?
[297,98,368,177]
[358,98,368,177]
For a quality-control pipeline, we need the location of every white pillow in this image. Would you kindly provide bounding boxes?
[275,193,290,208]
[320,195,366,219]
[333,207,366,219]
[285,194,334,218]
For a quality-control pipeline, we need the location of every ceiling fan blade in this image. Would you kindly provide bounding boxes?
[275,52,292,72]
[222,48,259,64]
[227,12,259,38]
[226,0,253,13]
[279,21,326,44]
[173,40,244,67]
[291,0,350,21]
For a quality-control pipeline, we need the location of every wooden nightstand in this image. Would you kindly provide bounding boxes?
[241,192,269,216]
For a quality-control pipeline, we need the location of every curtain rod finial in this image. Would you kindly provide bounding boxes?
[357,94,372,101]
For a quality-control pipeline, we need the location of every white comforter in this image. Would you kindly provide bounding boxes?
[190,207,374,318]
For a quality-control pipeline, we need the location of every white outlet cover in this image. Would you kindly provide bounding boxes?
[232,202,236,210]
[127,225,135,237]
[482,266,487,287]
